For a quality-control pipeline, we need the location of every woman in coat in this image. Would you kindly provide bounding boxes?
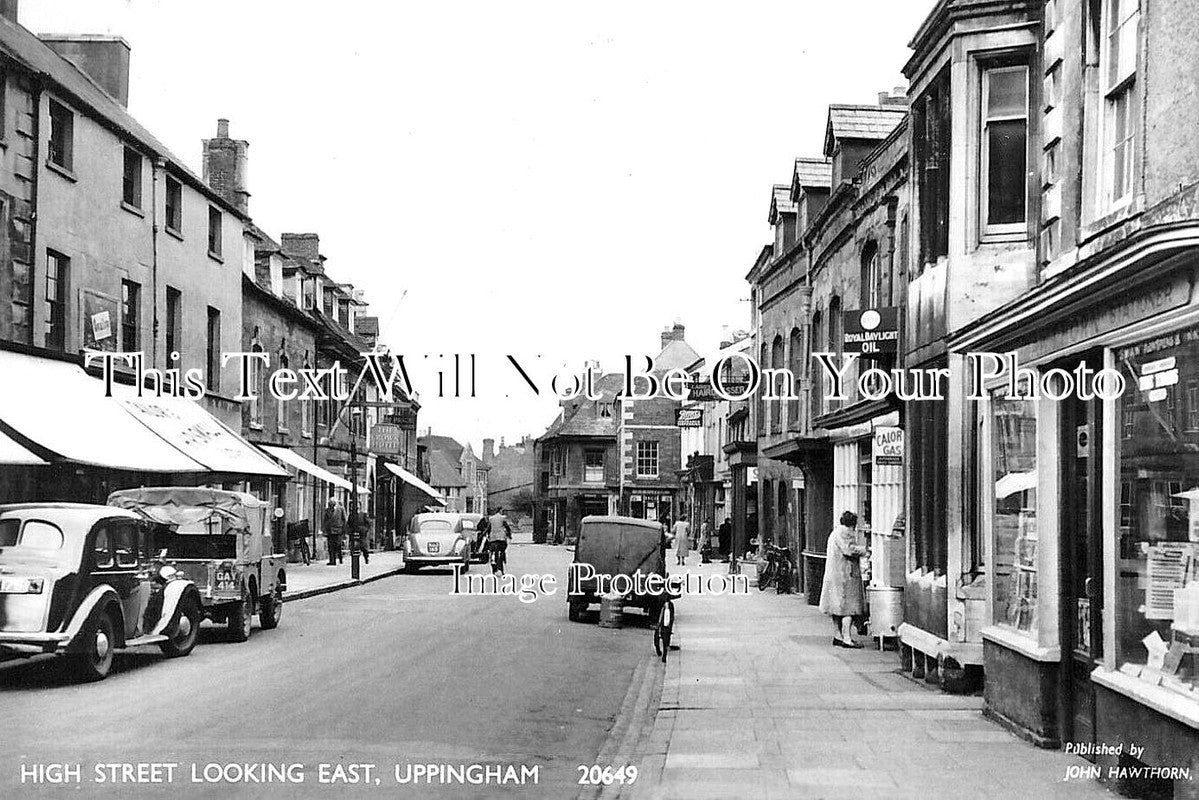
[818,510,870,648]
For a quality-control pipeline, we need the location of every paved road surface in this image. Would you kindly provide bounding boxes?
[1,544,653,799]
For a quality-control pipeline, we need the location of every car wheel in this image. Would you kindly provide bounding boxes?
[227,587,252,642]
[72,611,116,681]
[160,594,201,657]
[258,583,283,630]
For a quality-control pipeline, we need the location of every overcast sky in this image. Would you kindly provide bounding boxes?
[26,0,930,453]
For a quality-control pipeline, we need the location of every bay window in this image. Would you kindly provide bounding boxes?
[980,63,1029,235]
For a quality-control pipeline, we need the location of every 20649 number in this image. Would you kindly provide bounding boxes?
[577,765,638,785]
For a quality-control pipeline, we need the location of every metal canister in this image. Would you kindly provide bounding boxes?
[598,594,624,628]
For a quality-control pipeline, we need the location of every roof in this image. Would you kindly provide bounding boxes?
[768,184,796,224]
[428,450,467,488]
[538,373,623,441]
[792,157,833,197]
[420,434,465,462]
[823,105,907,156]
[0,17,247,221]
[656,339,702,374]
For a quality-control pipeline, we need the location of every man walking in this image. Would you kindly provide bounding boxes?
[349,507,371,564]
[323,498,346,566]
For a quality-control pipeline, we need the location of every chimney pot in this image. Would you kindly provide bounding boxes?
[217,118,230,138]
[202,118,250,214]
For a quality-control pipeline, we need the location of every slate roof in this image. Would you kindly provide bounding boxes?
[655,339,702,375]
[792,157,833,196]
[0,16,246,220]
[824,105,907,155]
[538,373,623,441]
[428,450,466,488]
[768,184,797,224]
[419,435,464,462]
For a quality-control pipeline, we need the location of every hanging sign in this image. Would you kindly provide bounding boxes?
[843,308,899,354]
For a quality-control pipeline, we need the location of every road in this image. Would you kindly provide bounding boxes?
[1,544,657,799]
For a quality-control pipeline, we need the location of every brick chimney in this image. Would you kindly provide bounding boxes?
[660,322,686,350]
[202,118,250,214]
[41,34,131,107]
[0,1,18,23]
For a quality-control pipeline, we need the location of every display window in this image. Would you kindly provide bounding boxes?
[1115,326,1199,700]
[990,395,1039,634]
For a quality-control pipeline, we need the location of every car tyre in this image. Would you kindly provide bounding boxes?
[72,611,116,681]
[227,586,253,642]
[258,583,283,630]
[160,594,201,657]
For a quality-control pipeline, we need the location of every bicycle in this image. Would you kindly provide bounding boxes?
[489,541,508,575]
[757,544,795,594]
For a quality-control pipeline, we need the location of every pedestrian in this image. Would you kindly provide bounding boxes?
[699,519,712,562]
[718,517,732,562]
[659,515,673,563]
[322,498,346,566]
[818,510,870,648]
[673,514,691,566]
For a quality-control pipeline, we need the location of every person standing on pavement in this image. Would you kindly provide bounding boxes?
[718,517,732,562]
[818,510,870,648]
[673,514,691,566]
[323,498,346,566]
[699,519,712,560]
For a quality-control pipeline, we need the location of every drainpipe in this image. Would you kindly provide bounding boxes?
[151,158,163,368]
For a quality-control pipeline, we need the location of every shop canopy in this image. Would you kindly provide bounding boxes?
[0,428,46,465]
[995,470,1037,500]
[383,462,445,505]
[259,445,371,496]
[260,445,353,491]
[0,350,285,477]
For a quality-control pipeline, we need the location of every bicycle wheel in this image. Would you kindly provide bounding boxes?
[758,562,775,591]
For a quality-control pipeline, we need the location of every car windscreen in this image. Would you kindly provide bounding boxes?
[0,518,65,552]
[417,520,453,534]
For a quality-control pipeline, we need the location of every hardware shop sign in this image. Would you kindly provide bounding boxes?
[676,408,703,428]
[843,307,899,354]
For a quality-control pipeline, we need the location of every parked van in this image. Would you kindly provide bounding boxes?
[567,515,669,622]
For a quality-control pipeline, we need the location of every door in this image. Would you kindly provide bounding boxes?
[92,519,152,640]
[1058,355,1105,751]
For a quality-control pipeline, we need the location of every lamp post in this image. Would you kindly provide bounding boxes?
[348,402,362,582]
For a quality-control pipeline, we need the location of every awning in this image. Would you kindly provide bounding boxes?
[384,462,445,504]
[0,428,46,465]
[260,445,353,491]
[0,349,285,476]
[995,470,1037,500]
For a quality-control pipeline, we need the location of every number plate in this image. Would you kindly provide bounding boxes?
[214,568,237,593]
[427,541,439,554]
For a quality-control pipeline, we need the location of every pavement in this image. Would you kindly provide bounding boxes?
[628,559,1119,800]
[0,541,652,800]
[283,549,407,600]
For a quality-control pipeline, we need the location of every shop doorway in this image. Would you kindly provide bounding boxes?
[1058,353,1105,751]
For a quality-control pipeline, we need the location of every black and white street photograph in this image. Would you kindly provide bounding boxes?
[2,1,1199,798]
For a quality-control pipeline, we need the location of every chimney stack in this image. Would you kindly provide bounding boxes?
[0,1,18,23]
[660,321,686,350]
[41,34,131,107]
[202,118,250,214]
[280,233,321,265]
[482,438,495,466]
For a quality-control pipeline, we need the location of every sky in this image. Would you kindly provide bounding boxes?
[25,0,931,453]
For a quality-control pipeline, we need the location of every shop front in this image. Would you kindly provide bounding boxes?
[958,250,1199,792]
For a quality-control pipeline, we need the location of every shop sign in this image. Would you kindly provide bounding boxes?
[676,408,703,428]
[370,422,401,455]
[747,467,758,485]
[873,426,904,467]
[686,381,716,401]
[843,307,899,354]
[383,407,418,430]
[82,290,119,352]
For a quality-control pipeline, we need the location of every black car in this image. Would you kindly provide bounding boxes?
[0,503,202,681]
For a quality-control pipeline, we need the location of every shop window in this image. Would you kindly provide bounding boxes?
[991,395,1038,633]
[1114,326,1199,700]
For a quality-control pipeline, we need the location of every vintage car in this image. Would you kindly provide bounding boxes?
[458,513,489,563]
[108,488,286,642]
[403,512,473,572]
[0,503,202,681]
[568,515,671,622]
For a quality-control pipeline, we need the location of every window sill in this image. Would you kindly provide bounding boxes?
[46,160,76,182]
[208,251,224,264]
[1091,667,1199,730]
[120,201,145,218]
[978,230,1030,246]
[980,625,1059,662]
[165,226,184,242]
[249,422,264,432]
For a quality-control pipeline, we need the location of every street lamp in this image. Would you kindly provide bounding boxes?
[348,403,362,581]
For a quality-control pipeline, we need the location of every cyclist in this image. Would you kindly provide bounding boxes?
[485,506,513,574]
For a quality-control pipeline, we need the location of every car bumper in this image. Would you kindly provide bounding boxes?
[403,555,465,566]
[0,631,71,655]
